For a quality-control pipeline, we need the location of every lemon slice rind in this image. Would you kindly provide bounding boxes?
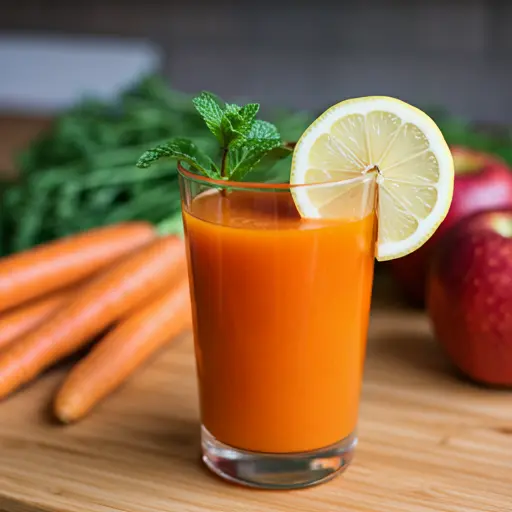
[290,96,454,262]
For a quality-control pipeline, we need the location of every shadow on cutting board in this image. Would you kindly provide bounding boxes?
[368,330,458,383]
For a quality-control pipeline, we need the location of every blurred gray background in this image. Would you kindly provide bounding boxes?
[1,0,511,122]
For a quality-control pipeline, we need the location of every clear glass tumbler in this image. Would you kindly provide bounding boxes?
[178,164,376,489]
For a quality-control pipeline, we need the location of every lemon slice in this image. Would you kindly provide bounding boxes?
[290,96,454,261]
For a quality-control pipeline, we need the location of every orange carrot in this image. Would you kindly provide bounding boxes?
[54,278,191,423]
[0,236,186,399]
[0,286,75,351]
[0,222,156,313]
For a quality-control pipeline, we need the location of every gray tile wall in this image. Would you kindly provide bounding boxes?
[2,0,511,123]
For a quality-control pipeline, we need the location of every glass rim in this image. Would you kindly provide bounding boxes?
[177,162,377,191]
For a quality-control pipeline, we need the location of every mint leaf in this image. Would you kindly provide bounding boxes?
[249,120,280,140]
[224,103,239,113]
[192,92,225,142]
[191,95,262,158]
[220,103,259,147]
[220,108,246,146]
[239,103,259,126]
[240,146,293,182]
[136,138,218,178]
[228,138,283,181]
[226,110,287,180]
[231,119,280,150]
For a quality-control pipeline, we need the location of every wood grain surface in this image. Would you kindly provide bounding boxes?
[0,275,511,512]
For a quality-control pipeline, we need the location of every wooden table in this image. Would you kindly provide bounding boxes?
[0,118,511,511]
[0,276,511,512]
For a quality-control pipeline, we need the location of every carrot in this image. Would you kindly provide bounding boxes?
[0,222,156,313]
[0,286,75,351]
[0,236,187,399]
[54,278,191,423]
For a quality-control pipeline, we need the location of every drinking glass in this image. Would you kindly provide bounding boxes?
[178,164,376,489]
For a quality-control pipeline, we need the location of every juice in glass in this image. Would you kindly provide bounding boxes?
[179,167,376,488]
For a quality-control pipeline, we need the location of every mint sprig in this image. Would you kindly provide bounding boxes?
[136,91,292,182]
[136,138,219,178]
[228,120,282,181]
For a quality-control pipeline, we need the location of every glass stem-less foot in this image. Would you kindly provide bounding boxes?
[202,427,357,489]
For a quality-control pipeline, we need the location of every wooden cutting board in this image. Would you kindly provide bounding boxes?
[0,276,511,512]
[0,118,511,511]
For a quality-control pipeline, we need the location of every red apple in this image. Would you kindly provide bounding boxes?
[389,146,512,305]
[427,210,512,386]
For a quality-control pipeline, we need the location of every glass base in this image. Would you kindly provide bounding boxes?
[201,426,357,490]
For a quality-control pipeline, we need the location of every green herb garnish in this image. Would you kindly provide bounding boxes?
[136,91,292,181]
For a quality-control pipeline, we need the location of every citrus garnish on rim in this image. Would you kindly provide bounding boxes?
[290,96,454,261]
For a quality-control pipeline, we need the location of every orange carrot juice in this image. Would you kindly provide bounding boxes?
[182,185,376,454]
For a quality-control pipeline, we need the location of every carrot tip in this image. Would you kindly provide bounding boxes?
[53,397,79,424]
[54,409,75,424]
